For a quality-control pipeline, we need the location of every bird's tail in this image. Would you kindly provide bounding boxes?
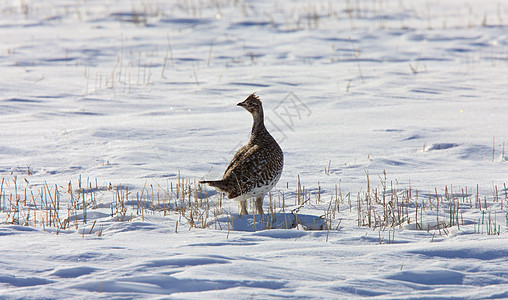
[199,180,226,191]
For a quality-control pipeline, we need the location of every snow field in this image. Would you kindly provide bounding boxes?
[1,0,508,298]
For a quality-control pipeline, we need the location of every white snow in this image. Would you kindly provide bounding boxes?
[1,0,508,298]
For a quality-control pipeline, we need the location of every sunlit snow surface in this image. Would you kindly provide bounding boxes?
[1,0,508,298]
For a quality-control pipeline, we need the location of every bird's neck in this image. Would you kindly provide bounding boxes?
[250,109,267,139]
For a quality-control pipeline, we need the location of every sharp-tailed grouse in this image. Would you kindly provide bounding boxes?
[200,93,284,215]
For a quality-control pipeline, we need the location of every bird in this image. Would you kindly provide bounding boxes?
[199,93,284,215]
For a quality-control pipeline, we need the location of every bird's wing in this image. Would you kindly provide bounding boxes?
[222,145,261,198]
[224,144,253,175]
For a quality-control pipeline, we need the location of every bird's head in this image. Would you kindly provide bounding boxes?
[237,92,262,114]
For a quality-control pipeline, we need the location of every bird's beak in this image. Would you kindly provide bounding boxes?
[237,102,244,107]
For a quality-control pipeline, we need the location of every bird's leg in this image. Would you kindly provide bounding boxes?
[240,200,248,215]
[254,197,264,215]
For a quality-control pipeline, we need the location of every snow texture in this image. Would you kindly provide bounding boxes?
[1,0,508,298]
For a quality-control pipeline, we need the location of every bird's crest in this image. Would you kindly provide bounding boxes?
[247,92,261,102]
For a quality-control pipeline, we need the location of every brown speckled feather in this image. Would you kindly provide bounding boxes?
[200,93,284,203]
